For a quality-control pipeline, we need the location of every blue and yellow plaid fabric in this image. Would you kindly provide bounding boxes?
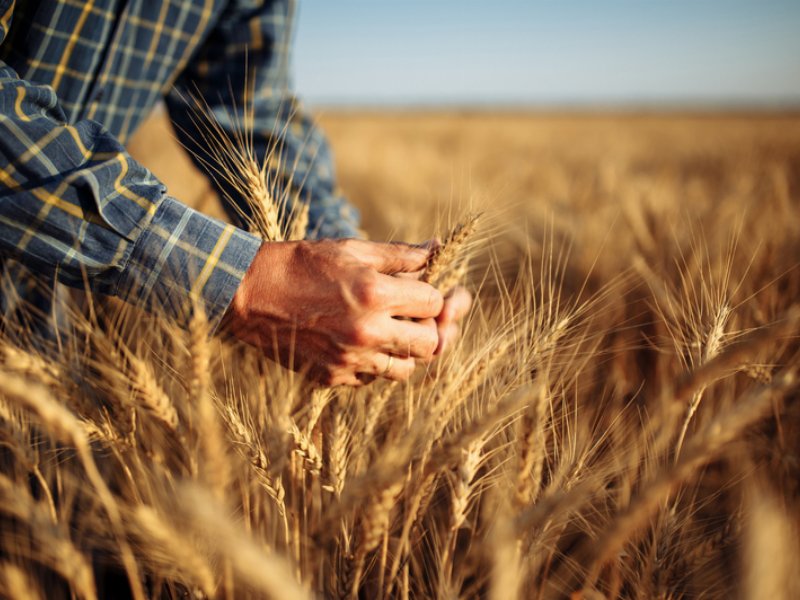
[0,0,359,327]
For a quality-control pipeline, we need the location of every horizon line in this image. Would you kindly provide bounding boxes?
[307,99,800,114]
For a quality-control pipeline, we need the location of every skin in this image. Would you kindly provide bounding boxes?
[225,238,472,386]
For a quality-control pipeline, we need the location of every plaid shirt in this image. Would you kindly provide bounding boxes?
[0,0,359,327]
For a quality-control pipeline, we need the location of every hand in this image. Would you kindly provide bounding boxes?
[224,239,444,386]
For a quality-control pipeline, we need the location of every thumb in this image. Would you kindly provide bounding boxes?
[357,241,431,274]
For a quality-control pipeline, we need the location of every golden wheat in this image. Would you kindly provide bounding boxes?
[0,112,797,600]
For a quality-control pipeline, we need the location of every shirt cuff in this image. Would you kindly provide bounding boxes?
[115,196,262,326]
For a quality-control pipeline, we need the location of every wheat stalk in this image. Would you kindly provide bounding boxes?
[514,379,550,507]
[289,420,323,475]
[324,400,348,497]
[221,403,288,523]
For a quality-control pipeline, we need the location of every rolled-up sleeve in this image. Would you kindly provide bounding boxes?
[116,196,261,322]
[0,2,260,324]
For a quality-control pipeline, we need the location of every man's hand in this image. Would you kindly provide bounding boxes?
[224,239,444,386]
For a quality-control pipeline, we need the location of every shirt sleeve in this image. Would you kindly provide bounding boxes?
[163,0,362,240]
[0,1,261,325]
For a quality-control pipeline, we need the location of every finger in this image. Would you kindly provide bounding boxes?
[436,322,461,355]
[352,240,431,275]
[392,240,440,280]
[418,238,441,252]
[437,286,473,326]
[394,271,423,281]
[379,274,444,319]
[363,353,416,382]
[416,317,440,363]
[379,317,439,360]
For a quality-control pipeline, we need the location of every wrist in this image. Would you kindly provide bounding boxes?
[227,240,303,326]
[116,196,262,327]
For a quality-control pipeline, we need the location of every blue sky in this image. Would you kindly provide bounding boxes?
[293,0,800,107]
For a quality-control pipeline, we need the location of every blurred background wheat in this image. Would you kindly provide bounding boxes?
[0,108,795,599]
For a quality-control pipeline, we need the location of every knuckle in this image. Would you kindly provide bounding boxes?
[298,239,323,262]
[428,287,444,314]
[421,335,438,359]
[338,238,366,258]
[339,350,360,368]
[418,324,439,359]
[352,272,381,307]
[344,320,374,347]
[337,238,356,253]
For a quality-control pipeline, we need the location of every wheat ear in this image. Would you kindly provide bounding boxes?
[674,303,731,456]
[128,353,179,430]
[288,200,310,241]
[515,379,550,506]
[0,344,61,390]
[243,158,284,241]
[221,404,287,522]
[324,400,348,497]
[189,309,230,498]
[187,308,212,401]
[289,420,323,475]
[422,213,481,287]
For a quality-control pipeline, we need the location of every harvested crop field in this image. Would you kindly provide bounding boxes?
[1,110,799,599]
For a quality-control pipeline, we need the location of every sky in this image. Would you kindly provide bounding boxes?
[293,0,800,107]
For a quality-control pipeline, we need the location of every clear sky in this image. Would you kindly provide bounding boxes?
[293,0,800,107]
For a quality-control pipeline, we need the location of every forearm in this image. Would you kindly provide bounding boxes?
[0,61,261,324]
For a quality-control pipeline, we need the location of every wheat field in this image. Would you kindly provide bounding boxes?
[0,110,798,599]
